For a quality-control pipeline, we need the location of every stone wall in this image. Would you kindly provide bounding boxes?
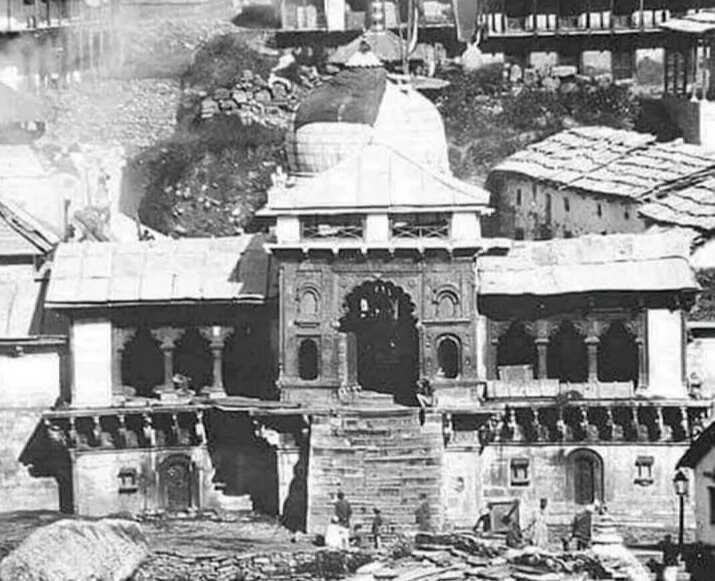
[442,439,694,543]
[72,446,219,516]
[0,349,62,512]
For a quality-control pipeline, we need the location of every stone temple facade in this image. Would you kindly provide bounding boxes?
[16,55,712,542]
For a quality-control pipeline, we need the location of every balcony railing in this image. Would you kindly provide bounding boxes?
[391,221,450,239]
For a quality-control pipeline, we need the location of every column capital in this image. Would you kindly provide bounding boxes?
[112,326,137,350]
[151,327,185,350]
[199,326,233,348]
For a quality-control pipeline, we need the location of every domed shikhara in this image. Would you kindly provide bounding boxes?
[286,66,450,176]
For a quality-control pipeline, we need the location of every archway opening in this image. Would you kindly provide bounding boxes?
[437,336,460,379]
[121,327,163,397]
[548,321,588,382]
[298,338,319,380]
[339,280,419,404]
[567,448,604,505]
[174,328,213,392]
[497,322,537,377]
[597,321,638,384]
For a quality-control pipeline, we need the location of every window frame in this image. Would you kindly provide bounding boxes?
[510,457,530,487]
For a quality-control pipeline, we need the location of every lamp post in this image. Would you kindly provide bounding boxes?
[673,469,689,556]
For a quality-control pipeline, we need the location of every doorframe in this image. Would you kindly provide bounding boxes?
[158,453,197,511]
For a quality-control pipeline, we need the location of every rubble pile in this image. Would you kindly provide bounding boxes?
[131,548,372,581]
[195,69,322,129]
[351,532,651,581]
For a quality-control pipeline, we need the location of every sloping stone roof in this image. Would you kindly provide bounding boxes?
[262,143,490,215]
[46,234,275,308]
[478,232,698,296]
[640,173,715,232]
[493,127,715,200]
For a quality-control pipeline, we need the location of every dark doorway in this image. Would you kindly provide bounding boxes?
[567,449,603,505]
[339,280,419,404]
[223,322,272,398]
[174,328,213,392]
[597,321,638,384]
[548,321,588,382]
[497,322,537,372]
[160,455,193,511]
[121,327,163,397]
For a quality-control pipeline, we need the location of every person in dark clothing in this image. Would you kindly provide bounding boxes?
[334,491,352,528]
[415,493,432,532]
[473,504,492,533]
[659,534,679,581]
[571,505,593,550]
[503,514,523,548]
[371,507,384,549]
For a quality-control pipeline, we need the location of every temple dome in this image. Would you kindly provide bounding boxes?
[286,66,450,176]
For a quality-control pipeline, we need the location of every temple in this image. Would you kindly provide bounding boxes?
[15,51,711,540]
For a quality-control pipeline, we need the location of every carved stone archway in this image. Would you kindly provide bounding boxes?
[339,280,419,404]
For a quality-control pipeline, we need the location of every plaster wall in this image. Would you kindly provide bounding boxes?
[647,309,686,398]
[687,335,715,398]
[494,175,646,240]
[443,441,692,541]
[0,350,62,512]
[72,446,216,517]
[71,318,112,408]
[693,446,715,546]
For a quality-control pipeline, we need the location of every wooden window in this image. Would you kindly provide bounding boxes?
[564,197,570,212]
[391,213,450,239]
[516,188,522,206]
[118,468,138,493]
[510,458,530,486]
[302,214,363,239]
[597,203,603,217]
[635,456,654,485]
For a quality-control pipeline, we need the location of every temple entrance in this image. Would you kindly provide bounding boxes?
[567,449,604,505]
[160,455,194,511]
[339,280,419,404]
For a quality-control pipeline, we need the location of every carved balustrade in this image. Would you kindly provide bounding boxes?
[41,407,209,452]
[449,403,711,446]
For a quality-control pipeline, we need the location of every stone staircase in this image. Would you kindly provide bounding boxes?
[306,395,444,535]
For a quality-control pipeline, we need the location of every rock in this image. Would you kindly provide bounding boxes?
[0,518,148,581]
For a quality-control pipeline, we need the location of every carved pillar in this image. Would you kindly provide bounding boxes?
[151,327,185,392]
[195,410,206,444]
[680,407,689,441]
[142,413,156,447]
[111,327,136,395]
[199,326,233,398]
[586,337,599,383]
[487,321,510,380]
[535,339,549,379]
[625,316,646,390]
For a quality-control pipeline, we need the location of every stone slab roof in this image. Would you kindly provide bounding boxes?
[493,127,715,200]
[261,143,491,215]
[661,10,715,35]
[0,267,44,337]
[640,173,715,232]
[0,197,59,256]
[478,232,698,296]
[46,234,275,308]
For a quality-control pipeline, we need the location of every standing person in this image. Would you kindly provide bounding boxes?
[334,491,352,529]
[473,503,492,534]
[571,504,593,550]
[528,498,549,549]
[371,508,384,549]
[415,493,432,532]
[658,534,679,581]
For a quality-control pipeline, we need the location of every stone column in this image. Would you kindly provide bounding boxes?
[680,406,689,441]
[586,337,599,383]
[111,327,136,397]
[151,327,185,394]
[625,316,646,391]
[535,338,549,379]
[199,326,233,398]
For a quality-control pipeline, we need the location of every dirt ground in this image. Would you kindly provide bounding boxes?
[0,510,316,560]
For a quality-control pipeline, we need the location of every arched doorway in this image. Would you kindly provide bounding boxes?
[159,455,194,511]
[567,449,604,505]
[548,321,588,382]
[497,322,537,376]
[597,321,638,384]
[339,280,419,404]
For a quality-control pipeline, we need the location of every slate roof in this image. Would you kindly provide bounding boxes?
[478,232,698,296]
[0,267,44,337]
[661,10,715,35]
[46,234,276,308]
[0,197,59,256]
[639,172,715,232]
[678,421,715,468]
[493,127,715,200]
[261,143,491,215]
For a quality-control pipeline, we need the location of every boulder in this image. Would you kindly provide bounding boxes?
[0,518,148,581]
